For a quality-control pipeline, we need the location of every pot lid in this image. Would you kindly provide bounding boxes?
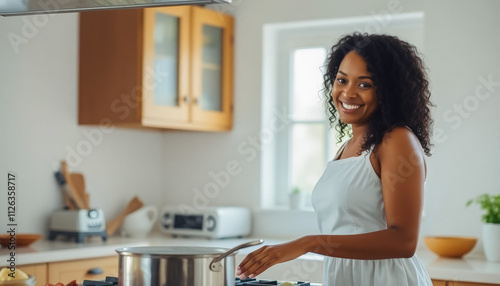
[116,246,237,258]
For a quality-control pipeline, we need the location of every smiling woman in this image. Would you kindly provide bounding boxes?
[331,52,379,129]
[239,32,434,286]
[323,33,432,157]
[260,13,425,211]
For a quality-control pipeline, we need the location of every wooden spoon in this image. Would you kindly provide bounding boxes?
[60,161,87,209]
[71,173,90,209]
[106,196,144,237]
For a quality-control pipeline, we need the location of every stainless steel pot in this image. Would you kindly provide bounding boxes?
[115,239,263,286]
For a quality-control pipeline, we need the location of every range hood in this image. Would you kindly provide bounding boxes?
[0,0,231,16]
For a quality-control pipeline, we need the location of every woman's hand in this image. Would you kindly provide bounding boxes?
[236,239,308,279]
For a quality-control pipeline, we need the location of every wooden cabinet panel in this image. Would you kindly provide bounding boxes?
[433,280,447,286]
[18,263,47,286]
[432,279,500,286]
[47,256,118,284]
[448,282,499,286]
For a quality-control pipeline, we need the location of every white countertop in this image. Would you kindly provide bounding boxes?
[1,234,500,285]
[416,249,500,284]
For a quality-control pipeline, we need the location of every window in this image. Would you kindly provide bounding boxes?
[260,12,424,209]
[289,48,336,206]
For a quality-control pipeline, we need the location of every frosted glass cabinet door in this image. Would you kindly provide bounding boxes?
[143,6,190,124]
[153,13,179,107]
[191,6,233,130]
[200,24,223,112]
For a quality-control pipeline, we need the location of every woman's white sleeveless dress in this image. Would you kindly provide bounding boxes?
[311,143,432,286]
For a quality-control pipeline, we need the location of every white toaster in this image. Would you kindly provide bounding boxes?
[48,209,107,242]
[159,206,251,239]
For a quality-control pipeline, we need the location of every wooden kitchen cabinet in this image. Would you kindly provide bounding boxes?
[432,280,499,286]
[448,282,500,286]
[78,6,234,131]
[17,263,47,286]
[47,256,118,284]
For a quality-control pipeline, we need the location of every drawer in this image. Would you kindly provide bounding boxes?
[47,256,118,284]
[433,280,447,286]
[17,263,47,286]
[448,282,500,286]
[433,280,500,286]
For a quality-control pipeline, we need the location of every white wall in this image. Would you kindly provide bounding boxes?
[0,0,499,250]
[0,14,163,235]
[161,0,500,248]
[422,0,500,242]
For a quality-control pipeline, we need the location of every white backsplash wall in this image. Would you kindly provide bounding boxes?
[419,0,500,241]
[0,14,164,236]
[161,0,500,246]
[0,0,498,247]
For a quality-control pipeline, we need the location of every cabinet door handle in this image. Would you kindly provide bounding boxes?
[87,267,103,275]
[183,96,190,104]
[193,97,198,105]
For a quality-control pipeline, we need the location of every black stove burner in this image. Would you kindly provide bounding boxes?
[83,276,118,286]
[236,278,311,286]
[82,277,311,286]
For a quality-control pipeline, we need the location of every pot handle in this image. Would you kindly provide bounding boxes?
[209,239,264,272]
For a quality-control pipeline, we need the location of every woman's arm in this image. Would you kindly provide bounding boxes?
[237,127,426,278]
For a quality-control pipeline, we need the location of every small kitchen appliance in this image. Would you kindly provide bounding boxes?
[159,206,251,239]
[49,209,107,243]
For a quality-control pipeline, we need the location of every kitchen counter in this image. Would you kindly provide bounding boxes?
[417,249,500,284]
[1,234,500,284]
[0,236,149,266]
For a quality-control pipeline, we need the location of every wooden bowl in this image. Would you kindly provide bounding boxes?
[424,236,477,258]
[0,234,42,248]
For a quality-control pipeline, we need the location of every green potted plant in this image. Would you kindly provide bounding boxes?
[467,193,500,261]
[289,186,304,210]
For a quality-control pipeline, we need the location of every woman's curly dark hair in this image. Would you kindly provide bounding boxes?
[323,32,433,156]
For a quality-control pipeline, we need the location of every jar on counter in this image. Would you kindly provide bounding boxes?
[0,275,36,286]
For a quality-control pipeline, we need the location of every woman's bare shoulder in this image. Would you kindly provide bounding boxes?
[376,126,427,179]
[378,126,423,157]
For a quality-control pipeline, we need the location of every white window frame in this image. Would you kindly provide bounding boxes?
[260,12,425,210]
[280,44,333,209]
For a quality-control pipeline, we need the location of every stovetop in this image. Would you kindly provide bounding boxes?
[235,277,318,285]
[81,277,321,286]
[82,276,117,285]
